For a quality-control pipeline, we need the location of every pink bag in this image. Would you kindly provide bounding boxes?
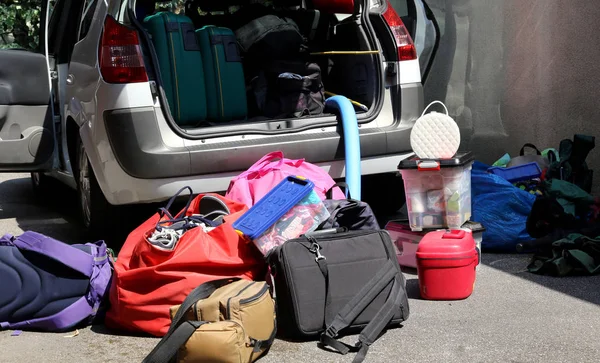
[226,151,346,207]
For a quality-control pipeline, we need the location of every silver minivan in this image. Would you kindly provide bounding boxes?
[0,0,438,232]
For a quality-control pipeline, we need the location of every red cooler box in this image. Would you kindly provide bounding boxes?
[416,229,478,300]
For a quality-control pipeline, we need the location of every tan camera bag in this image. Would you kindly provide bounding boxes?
[143,278,276,363]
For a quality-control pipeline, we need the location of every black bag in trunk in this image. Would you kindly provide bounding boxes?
[235,14,305,60]
[251,60,325,118]
[266,229,409,363]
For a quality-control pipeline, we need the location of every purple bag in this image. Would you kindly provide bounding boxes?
[0,231,112,332]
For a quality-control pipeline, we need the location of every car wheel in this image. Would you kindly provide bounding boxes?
[75,138,112,235]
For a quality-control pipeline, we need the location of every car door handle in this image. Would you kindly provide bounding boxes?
[66,74,75,85]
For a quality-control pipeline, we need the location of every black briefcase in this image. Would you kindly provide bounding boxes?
[267,228,409,363]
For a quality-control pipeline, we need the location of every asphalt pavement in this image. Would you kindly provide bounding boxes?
[1,172,599,363]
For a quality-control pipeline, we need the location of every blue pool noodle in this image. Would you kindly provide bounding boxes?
[325,95,361,201]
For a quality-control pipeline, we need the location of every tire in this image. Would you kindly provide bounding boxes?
[75,137,113,236]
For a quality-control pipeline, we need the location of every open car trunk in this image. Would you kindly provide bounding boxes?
[128,0,384,139]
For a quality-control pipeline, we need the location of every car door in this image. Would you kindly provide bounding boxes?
[389,0,440,83]
[411,0,439,83]
[0,0,56,171]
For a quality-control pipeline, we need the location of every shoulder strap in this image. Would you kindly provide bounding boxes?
[143,321,207,363]
[143,278,241,363]
[9,232,94,278]
[1,295,94,332]
[319,259,402,363]
[350,278,404,363]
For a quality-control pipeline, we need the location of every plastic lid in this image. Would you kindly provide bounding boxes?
[397,151,474,170]
[385,220,419,233]
[416,229,476,259]
[460,220,486,233]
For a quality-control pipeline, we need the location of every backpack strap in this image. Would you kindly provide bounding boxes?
[7,231,95,277]
[318,259,403,363]
[0,235,112,332]
[1,295,96,331]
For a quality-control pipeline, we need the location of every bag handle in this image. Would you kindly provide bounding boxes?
[157,186,195,226]
[520,143,542,156]
[235,151,305,179]
[420,100,449,118]
[142,277,241,363]
[326,182,351,200]
[243,151,286,175]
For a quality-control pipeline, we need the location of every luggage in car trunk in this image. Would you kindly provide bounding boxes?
[144,12,208,126]
[251,60,325,118]
[196,26,247,122]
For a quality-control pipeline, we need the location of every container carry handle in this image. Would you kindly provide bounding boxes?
[519,143,542,156]
[421,100,449,117]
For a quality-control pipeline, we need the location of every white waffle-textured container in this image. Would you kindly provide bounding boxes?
[398,152,474,232]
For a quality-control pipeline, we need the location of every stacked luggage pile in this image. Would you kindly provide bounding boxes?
[0,151,410,363]
[0,91,489,361]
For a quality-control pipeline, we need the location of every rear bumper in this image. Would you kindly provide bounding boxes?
[103,83,423,180]
[84,130,413,205]
[85,82,422,205]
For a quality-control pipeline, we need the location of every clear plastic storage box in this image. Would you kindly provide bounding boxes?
[398,152,474,232]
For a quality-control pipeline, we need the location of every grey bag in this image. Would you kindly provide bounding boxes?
[266,229,409,363]
[507,143,551,169]
[320,182,380,231]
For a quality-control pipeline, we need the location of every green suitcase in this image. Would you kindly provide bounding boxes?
[144,12,207,126]
[196,26,248,122]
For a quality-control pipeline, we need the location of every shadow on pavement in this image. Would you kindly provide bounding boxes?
[90,323,155,338]
[0,174,161,251]
[481,253,600,306]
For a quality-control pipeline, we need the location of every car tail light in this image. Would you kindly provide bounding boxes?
[382,1,417,61]
[99,15,148,83]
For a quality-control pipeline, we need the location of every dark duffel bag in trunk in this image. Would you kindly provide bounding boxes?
[251,60,325,118]
[235,14,305,60]
[266,228,409,363]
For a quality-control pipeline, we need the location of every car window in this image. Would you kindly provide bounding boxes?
[79,0,98,40]
[388,0,409,17]
[0,0,56,52]
[156,0,185,14]
[153,0,243,16]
